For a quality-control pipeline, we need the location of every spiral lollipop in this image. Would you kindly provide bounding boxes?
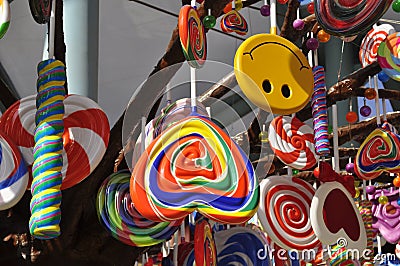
[269,116,318,170]
[0,131,29,210]
[257,175,321,251]
[312,66,330,156]
[179,5,207,69]
[314,0,393,37]
[96,170,183,247]
[29,59,66,239]
[194,219,217,266]
[359,24,395,67]
[215,226,269,265]
[130,115,259,224]
[220,10,248,36]
[378,32,400,81]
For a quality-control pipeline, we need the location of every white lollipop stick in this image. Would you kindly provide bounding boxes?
[48,0,56,59]
[142,253,145,266]
[382,98,387,121]
[374,76,381,125]
[332,104,339,173]
[191,67,197,112]
[173,232,179,266]
[166,83,171,105]
[232,0,236,9]
[270,0,277,34]
[180,222,186,241]
[191,0,196,8]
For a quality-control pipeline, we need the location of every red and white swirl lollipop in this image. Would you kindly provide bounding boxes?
[0,131,29,210]
[257,175,321,251]
[269,116,318,170]
[359,24,395,67]
[0,94,110,189]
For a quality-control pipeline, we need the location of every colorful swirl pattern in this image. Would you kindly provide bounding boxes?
[29,59,66,239]
[0,0,10,39]
[130,115,259,224]
[179,5,207,69]
[378,32,400,81]
[0,94,110,190]
[220,10,248,36]
[269,116,318,170]
[367,188,400,244]
[194,219,217,266]
[312,66,330,156]
[354,125,400,180]
[215,226,269,265]
[132,99,209,169]
[314,0,393,37]
[258,176,321,251]
[359,24,395,67]
[96,170,183,247]
[357,200,374,264]
[0,131,29,210]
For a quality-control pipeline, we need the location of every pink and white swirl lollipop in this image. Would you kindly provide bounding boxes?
[257,175,321,251]
[269,116,318,170]
[0,130,29,210]
[0,94,110,189]
[359,24,395,67]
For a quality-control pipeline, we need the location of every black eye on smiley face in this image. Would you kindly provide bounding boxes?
[234,34,314,115]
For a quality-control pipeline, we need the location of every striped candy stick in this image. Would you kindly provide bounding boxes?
[358,200,374,264]
[312,66,330,156]
[29,59,66,239]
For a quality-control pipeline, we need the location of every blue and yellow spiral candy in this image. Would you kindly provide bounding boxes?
[29,59,66,239]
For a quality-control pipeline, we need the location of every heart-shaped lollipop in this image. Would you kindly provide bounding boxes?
[354,125,400,180]
[367,187,400,244]
[130,115,259,224]
[310,182,368,252]
[220,10,248,36]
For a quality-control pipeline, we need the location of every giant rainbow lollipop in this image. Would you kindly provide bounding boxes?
[29,59,66,239]
[130,115,259,224]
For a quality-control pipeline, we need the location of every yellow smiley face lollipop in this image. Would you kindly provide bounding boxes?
[234,34,313,115]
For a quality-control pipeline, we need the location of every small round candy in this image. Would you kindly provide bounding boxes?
[259,131,269,143]
[313,167,320,178]
[360,105,371,117]
[260,4,270,16]
[378,195,388,205]
[365,185,376,195]
[397,198,400,206]
[346,111,358,124]
[378,71,390,83]
[293,19,304,30]
[306,38,319,50]
[393,176,400,187]
[364,88,377,100]
[278,0,288,4]
[292,169,299,175]
[346,162,355,174]
[307,2,314,14]
[317,29,330,43]
[393,0,400,12]
[203,15,216,29]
